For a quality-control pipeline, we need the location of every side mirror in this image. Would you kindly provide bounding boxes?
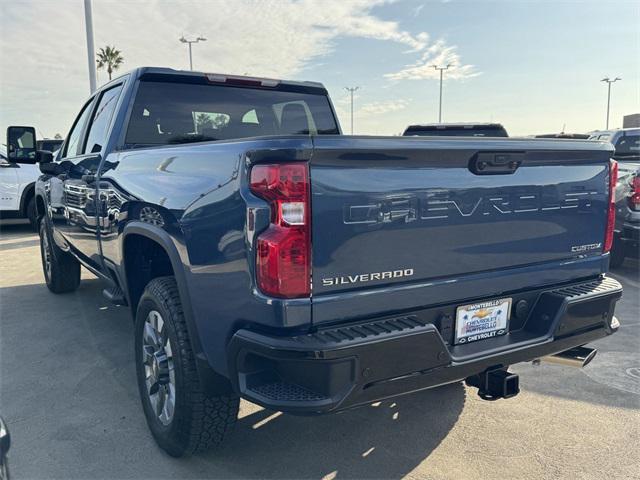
[6,126,37,164]
[39,161,62,175]
[38,150,53,164]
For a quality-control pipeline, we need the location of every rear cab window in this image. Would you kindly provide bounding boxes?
[124,80,339,148]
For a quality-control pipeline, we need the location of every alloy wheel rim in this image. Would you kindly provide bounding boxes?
[42,231,52,280]
[142,310,176,426]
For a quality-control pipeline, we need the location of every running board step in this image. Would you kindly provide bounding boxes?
[103,286,127,306]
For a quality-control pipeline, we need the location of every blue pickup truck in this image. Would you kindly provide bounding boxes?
[6,67,623,457]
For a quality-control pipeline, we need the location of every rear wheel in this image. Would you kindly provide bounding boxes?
[135,277,239,457]
[39,218,81,293]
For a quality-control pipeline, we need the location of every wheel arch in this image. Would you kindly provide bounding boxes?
[19,182,35,216]
[121,225,180,314]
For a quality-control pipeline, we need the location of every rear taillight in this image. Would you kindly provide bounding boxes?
[628,175,640,211]
[250,163,311,298]
[604,160,618,253]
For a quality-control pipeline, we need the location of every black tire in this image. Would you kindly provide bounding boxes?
[609,234,626,269]
[135,277,239,457]
[39,218,81,293]
[26,196,37,230]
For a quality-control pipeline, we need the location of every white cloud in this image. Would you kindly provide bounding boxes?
[384,39,480,81]
[0,0,472,136]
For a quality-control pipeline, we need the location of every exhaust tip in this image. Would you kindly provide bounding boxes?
[541,346,597,368]
[581,347,598,368]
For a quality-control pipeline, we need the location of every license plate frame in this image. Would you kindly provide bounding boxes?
[455,297,512,345]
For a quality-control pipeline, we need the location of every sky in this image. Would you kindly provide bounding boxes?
[1,0,638,138]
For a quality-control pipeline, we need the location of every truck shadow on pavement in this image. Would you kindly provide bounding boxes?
[213,383,466,479]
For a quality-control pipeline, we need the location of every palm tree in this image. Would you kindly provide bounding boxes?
[96,46,124,81]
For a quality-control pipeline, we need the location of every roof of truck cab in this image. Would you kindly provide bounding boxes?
[127,66,327,92]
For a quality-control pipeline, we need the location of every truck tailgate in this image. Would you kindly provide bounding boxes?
[309,136,613,323]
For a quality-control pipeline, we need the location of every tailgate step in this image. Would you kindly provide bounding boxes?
[548,276,622,301]
[296,315,430,347]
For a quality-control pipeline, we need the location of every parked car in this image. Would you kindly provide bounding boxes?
[0,144,40,228]
[6,67,622,457]
[589,128,640,157]
[403,122,508,137]
[535,133,590,139]
[589,128,640,267]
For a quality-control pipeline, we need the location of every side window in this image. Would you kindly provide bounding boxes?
[83,84,124,154]
[62,99,94,158]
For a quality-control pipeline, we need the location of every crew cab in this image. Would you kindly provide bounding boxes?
[6,67,622,457]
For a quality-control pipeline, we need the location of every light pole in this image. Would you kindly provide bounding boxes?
[432,64,451,123]
[83,0,97,93]
[344,86,359,135]
[601,77,621,130]
[179,35,207,70]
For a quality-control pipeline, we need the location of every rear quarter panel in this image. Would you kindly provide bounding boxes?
[97,137,314,375]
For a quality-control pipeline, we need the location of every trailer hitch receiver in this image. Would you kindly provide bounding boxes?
[465,367,520,401]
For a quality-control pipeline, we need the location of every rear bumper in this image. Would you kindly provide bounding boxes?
[228,276,622,414]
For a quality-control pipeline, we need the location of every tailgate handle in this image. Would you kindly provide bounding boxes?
[470,152,524,175]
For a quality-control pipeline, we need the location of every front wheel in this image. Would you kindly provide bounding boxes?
[26,196,37,230]
[135,277,239,457]
[39,218,81,293]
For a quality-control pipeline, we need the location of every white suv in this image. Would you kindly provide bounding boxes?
[0,145,41,228]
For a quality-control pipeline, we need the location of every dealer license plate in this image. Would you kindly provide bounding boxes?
[455,298,511,344]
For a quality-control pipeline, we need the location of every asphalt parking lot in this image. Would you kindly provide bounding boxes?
[1,222,638,480]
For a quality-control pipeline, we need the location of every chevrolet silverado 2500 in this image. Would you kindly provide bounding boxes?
[6,67,622,457]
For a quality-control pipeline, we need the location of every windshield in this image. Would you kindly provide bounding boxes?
[614,134,639,158]
[125,81,339,147]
